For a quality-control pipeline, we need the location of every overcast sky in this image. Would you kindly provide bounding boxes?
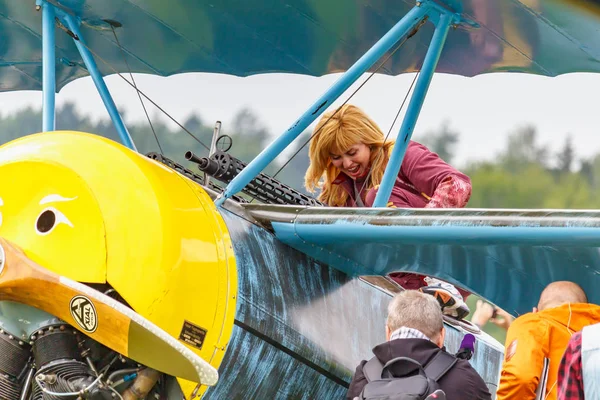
[0,71,597,168]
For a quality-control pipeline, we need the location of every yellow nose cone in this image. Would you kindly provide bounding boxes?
[0,131,237,398]
[0,160,106,282]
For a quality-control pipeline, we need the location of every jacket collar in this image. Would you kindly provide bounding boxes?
[332,171,350,185]
[332,172,354,198]
[372,338,447,375]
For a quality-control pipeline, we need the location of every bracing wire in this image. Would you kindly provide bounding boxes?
[248,17,428,203]
[58,21,210,151]
[58,15,427,206]
[109,25,164,155]
[356,68,421,200]
[270,18,428,183]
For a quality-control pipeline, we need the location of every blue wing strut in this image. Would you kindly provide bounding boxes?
[216,0,463,206]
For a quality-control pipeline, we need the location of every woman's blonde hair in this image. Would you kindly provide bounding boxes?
[304,104,394,206]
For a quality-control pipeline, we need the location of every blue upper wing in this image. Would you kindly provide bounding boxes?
[2,0,600,92]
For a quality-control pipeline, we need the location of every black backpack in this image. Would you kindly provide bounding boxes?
[355,351,457,400]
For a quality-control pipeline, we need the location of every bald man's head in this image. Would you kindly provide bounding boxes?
[537,281,588,311]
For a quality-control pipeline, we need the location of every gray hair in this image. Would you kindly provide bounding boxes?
[386,290,444,341]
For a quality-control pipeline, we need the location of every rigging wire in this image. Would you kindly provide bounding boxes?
[59,22,210,151]
[59,16,427,206]
[248,17,428,204]
[109,25,164,155]
[270,23,425,183]
[356,68,421,201]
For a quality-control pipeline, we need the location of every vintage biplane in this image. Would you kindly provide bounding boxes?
[0,0,598,398]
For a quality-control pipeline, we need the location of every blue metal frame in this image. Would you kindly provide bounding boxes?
[373,12,454,207]
[215,1,433,206]
[58,12,137,151]
[273,221,600,247]
[39,0,456,194]
[39,0,56,132]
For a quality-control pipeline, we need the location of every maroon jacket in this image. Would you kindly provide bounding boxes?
[332,141,471,208]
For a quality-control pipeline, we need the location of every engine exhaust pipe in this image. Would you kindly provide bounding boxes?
[122,368,161,400]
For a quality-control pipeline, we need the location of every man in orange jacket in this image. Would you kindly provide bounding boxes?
[496,281,600,400]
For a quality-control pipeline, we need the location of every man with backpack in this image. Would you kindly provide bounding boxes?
[346,290,491,400]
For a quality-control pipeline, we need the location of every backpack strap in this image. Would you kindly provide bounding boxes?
[423,351,458,382]
[363,351,457,383]
[362,357,384,383]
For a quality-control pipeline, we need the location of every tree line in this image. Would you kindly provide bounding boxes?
[0,103,310,193]
[3,102,599,211]
[422,121,600,210]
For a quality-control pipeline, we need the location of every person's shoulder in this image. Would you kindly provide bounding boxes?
[507,312,549,337]
[576,303,600,323]
[510,311,544,327]
[352,359,368,378]
[401,140,438,165]
[407,140,428,151]
[346,359,368,400]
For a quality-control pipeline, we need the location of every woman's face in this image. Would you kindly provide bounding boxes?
[329,143,371,180]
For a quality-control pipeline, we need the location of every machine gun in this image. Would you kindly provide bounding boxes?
[185,150,323,207]
[146,152,249,204]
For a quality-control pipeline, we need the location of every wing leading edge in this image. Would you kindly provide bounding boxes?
[245,205,600,316]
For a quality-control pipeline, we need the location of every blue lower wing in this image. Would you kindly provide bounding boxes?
[246,205,600,316]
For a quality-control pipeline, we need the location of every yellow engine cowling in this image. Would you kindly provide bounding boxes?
[0,131,237,398]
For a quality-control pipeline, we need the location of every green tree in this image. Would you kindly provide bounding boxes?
[578,154,600,191]
[556,135,575,174]
[543,173,596,209]
[420,120,459,163]
[464,125,600,210]
[499,125,548,173]
[227,107,271,164]
[0,107,43,143]
[467,162,554,208]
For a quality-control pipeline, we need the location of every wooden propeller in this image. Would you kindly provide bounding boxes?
[0,238,218,386]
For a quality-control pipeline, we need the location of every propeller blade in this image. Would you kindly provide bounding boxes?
[0,238,218,385]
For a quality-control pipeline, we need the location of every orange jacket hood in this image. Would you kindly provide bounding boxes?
[538,303,600,333]
[496,303,600,400]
